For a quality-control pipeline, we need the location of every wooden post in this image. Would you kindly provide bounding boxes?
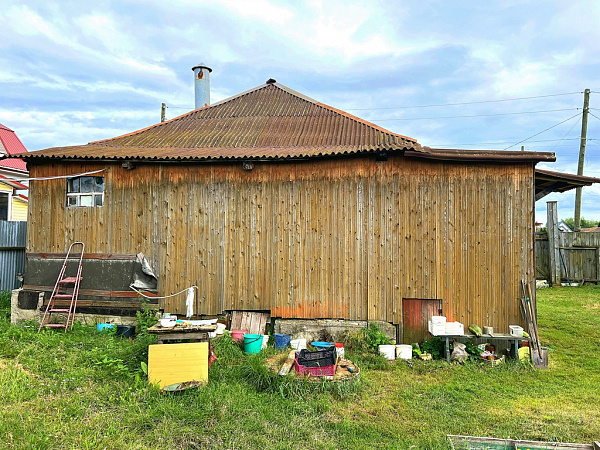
[596,248,600,285]
[547,201,561,286]
[161,103,166,123]
[574,88,591,230]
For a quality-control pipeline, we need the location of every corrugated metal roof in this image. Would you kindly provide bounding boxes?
[0,123,28,171]
[16,81,420,161]
[410,147,556,163]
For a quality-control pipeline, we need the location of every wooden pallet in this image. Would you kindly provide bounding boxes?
[230,311,270,335]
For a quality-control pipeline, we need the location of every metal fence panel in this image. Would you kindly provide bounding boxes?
[0,221,27,290]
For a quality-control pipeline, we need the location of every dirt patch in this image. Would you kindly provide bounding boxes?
[265,354,360,381]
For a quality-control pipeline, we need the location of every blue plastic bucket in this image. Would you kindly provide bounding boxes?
[311,341,335,349]
[274,333,291,350]
[96,323,115,332]
[243,334,263,354]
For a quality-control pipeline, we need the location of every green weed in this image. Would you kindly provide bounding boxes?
[0,287,599,449]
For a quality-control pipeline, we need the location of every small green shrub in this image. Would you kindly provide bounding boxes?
[344,323,392,354]
[420,337,444,359]
[0,290,11,319]
[135,298,158,333]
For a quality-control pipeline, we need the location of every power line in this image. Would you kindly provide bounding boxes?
[503,112,582,150]
[346,91,581,111]
[372,108,577,122]
[549,115,582,152]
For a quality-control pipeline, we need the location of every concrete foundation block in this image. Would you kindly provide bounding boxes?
[10,288,137,327]
[274,318,396,343]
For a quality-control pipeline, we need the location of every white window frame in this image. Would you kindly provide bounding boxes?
[66,176,105,208]
[0,191,11,220]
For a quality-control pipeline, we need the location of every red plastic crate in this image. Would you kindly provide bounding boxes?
[294,359,335,377]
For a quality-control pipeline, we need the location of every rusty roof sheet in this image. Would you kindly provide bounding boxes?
[18,81,420,162]
[409,147,556,163]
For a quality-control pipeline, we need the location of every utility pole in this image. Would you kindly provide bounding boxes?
[574,89,591,231]
[161,103,166,123]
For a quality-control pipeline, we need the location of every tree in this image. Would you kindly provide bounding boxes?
[562,217,600,230]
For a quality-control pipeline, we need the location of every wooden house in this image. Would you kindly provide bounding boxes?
[0,123,28,221]
[13,80,588,340]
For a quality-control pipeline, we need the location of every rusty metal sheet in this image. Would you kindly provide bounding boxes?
[16,83,419,162]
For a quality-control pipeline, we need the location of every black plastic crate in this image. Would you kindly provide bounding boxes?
[296,349,336,368]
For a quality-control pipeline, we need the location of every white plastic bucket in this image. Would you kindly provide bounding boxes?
[290,338,307,350]
[261,335,269,349]
[216,323,226,335]
[396,344,412,360]
[378,344,396,360]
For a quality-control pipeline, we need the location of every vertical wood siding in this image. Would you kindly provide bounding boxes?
[26,156,534,331]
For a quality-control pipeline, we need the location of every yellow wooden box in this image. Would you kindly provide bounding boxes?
[148,342,208,389]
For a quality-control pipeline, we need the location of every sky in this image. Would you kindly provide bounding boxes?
[1,0,600,224]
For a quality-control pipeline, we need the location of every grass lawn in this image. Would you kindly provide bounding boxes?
[0,286,599,449]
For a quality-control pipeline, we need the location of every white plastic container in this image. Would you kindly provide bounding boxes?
[261,335,269,349]
[378,344,396,360]
[430,315,446,324]
[290,338,307,350]
[396,344,413,360]
[216,323,226,335]
[509,325,524,337]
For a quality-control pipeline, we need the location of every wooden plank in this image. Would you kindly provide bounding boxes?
[148,343,208,389]
[278,350,296,376]
[42,299,159,308]
[23,285,160,299]
[447,434,593,450]
[230,311,242,331]
[27,252,137,260]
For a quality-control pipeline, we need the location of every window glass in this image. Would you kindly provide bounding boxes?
[0,193,8,220]
[66,176,104,208]
[80,177,94,193]
[80,195,93,207]
[69,178,80,193]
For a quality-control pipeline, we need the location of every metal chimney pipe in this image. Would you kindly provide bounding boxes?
[191,63,212,109]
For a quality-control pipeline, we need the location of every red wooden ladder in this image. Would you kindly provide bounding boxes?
[38,242,85,332]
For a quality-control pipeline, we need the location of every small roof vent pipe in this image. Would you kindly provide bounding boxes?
[192,63,212,109]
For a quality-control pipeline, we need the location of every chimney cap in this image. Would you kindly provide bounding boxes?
[192,63,212,72]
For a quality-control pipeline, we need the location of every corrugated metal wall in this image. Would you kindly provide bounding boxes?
[26,156,534,330]
[0,220,26,290]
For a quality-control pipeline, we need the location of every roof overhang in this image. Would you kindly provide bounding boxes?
[410,147,556,163]
[535,169,600,201]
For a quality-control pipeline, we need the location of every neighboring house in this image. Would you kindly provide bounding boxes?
[0,123,28,221]
[0,176,28,221]
[557,220,573,233]
[10,78,599,340]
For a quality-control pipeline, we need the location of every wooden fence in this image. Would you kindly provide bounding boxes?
[537,201,600,284]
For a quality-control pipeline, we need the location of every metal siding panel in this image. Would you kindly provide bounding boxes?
[0,220,26,290]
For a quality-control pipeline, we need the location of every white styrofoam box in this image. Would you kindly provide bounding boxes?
[428,320,447,335]
[444,322,464,335]
[429,324,446,335]
[430,315,446,324]
[509,325,524,337]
